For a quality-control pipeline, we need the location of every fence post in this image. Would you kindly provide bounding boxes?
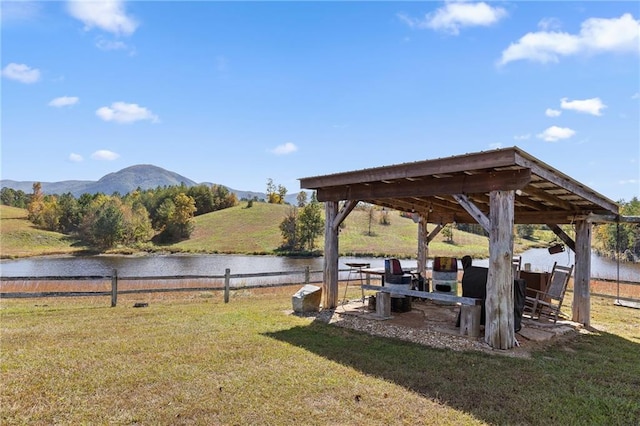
[305,266,310,284]
[111,269,118,307]
[224,268,230,303]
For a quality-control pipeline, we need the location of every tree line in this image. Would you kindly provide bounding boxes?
[10,183,238,249]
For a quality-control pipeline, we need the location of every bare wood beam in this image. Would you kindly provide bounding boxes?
[315,169,532,202]
[453,194,490,233]
[323,201,339,309]
[427,224,444,244]
[301,148,519,189]
[521,185,574,211]
[572,221,591,326]
[332,200,359,232]
[485,190,516,350]
[514,211,591,225]
[547,224,576,252]
[515,154,619,214]
[576,214,640,224]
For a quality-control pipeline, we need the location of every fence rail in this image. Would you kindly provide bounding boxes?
[0,267,335,306]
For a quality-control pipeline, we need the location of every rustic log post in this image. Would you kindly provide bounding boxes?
[323,201,339,309]
[460,305,481,337]
[572,220,591,325]
[375,291,391,319]
[224,268,230,303]
[304,266,310,285]
[417,215,428,276]
[111,269,117,307]
[485,190,515,349]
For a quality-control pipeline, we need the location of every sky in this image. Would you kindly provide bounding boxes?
[1,1,639,203]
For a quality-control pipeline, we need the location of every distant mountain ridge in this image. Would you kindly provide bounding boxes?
[0,164,299,203]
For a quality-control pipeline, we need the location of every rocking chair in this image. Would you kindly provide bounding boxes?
[524,262,573,323]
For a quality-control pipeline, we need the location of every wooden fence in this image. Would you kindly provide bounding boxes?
[0,267,335,306]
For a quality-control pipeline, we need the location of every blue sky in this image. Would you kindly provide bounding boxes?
[2,1,639,202]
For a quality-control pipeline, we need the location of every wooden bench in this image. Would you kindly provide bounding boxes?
[361,284,483,337]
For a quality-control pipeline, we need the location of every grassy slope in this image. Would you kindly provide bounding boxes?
[1,291,638,425]
[1,203,550,259]
[0,205,83,258]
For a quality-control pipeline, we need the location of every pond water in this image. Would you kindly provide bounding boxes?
[1,249,638,282]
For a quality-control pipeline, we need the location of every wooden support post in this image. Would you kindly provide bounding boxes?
[460,305,481,337]
[375,291,391,319]
[323,201,339,309]
[111,269,117,307]
[417,215,428,276]
[572,220,591,325]
[224,268,230,303]
[485,190,515,350]
[304,266,310,285]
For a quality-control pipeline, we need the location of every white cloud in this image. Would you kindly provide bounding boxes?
[91,150,120,161]
[49,96,79,107]
[560,97,607,116]
[632,92,640,100]
[537,126,576,142]
[96,102,159,124]
[398,1,507,35]
[514,134,531,141]
[545,108,562,117]
[618,179,638,185]
[1,63,41,83]
[69,153,83,162]
[67,0,138,36]
[271,142,298,155]
[538,17,562,32]
[499,13,640,66]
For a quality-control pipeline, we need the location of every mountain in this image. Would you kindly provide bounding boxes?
[1,164,302,203]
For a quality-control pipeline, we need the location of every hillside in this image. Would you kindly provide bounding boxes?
[0,205,84,258]
[1,203,546,259]
[1,164,301,203]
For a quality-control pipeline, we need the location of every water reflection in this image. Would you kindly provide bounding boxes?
[1,250,638,282]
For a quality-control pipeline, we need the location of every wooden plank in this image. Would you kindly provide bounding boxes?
[572,220,591,325]
[417,215,428,276]
[332,200,359,232]
[485,190,516,350]
[316,169,531,202]
[361,284,482,305]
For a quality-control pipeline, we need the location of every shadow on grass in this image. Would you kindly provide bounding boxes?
[265,317,640,425]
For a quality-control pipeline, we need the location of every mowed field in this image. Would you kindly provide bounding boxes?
[1,286,639,425]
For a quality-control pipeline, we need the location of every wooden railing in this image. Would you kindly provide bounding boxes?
[0,267,339,306]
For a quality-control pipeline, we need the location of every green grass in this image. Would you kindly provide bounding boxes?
[1,203,553,259]
[0,206,84,258]
[1,289,638,425]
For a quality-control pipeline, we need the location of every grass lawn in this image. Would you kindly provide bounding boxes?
[1,287,639,425]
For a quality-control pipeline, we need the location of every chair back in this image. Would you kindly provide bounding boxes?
[432,257,458,293]
[546,262,573,300]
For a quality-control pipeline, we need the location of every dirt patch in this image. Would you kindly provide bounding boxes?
[304,297,586,358]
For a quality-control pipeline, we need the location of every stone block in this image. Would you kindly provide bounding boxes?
[292,285,322,313]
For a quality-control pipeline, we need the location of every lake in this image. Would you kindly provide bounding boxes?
[1,248,638,282]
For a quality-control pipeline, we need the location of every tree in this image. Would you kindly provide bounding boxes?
[266,178,287,204]
[298,193,324,251]
[79,196,126,249]
[516,224,535,240]
[279,206,299,250]
[27,182,44,226]
[296,191,308,208]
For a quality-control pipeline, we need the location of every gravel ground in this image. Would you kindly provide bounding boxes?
[295,298,584,358]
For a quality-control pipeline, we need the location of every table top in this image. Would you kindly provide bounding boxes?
[345,262,370,268]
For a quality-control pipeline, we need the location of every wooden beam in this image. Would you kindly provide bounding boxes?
[453,194,490,233]
[485,190,516,350]
[315,169,532,202]
[514,210,590,225]
[300,148,519,189]
[547,224,576,252]
[323,201,339,309]
[572,220,591,326]
[515,154,619,214]
[417,216,428,276]
[521,184,574,211]
[332,200,358,232]
[427,224,444,243]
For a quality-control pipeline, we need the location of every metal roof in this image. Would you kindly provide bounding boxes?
[299,147,620,225]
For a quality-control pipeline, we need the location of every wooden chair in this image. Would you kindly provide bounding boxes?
[524,262,573,323]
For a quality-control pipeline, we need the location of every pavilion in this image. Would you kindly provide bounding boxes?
[299,146,635,350]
